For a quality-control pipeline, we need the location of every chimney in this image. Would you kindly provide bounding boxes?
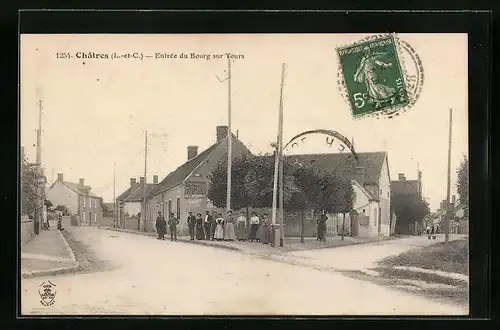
[187,146,199,160]
[57,173,63,181]
[398,173,406,181]
[216,126,229,142]
[355,166,365,186]
[79,178,85,187]
[153,175,158,184]
[140,177,145,185]
[130,178,137,189]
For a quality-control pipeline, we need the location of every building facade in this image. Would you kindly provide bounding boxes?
[287,151,392,238]
[145,126,253,234]
[47,174,103,225]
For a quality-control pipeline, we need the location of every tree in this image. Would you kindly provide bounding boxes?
[20,151,46,218]
[207,155,256,210]
[392,193,430,234]
[456,155,468,217]
[336,176,355,240]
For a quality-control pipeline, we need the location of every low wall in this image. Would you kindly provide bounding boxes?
[20,216,34,246]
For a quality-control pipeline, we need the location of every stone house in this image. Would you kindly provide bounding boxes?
[390,171,424,234]
[285,151,392,238]
[46,173,103,225]
[144,126,253,235]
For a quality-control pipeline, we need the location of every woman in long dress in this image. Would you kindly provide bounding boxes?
[214,213,224,241]
[259,213,271,244]
[195,213,204,240]
[236,211,247,241]
[223,210,236,241]
[248,212,260,242]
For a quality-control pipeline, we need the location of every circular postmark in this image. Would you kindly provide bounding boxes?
[336,33,424,119]
[283,129,358,164]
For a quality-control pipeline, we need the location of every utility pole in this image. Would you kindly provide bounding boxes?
[445,109,453,242]
[113,162,116,227]
[143,131,148,232]
[226,57,232,213]
[271,63,286,247]
[278,63,286,247]
[35,94,44,234]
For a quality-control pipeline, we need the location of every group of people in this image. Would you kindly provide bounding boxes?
[426,225,439,239]
[154,212,180,241]
[155,210,275,244]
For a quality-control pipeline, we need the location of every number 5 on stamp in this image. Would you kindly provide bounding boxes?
[337,36,409,117]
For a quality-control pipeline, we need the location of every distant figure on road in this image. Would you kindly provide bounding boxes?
[236,211,247,241]
[224,210,236,241]
[57,213,63,231]
[195,213,204,240]
[426,225,431,239]
[214,213,224,241]
[259,213,271,244]
[187,212,196,240]
[248,212,260,242]
[431,225,436,240]
[155,212,166,240]
[203,211,213,240]
[168,213,179,241]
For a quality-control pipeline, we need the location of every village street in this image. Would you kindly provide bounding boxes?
[21,226,468,316]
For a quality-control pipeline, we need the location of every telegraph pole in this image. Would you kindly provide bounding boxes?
[35,94,44,234]
[226,57,232,213]
[143,131,148,232]
[278,63,286,247]
[271,63,286,247]
[445,109,453,242]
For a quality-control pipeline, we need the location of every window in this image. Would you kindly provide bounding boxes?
[82,211,85,222]
[94,213,97,223]
[168,200,172,216]
[83,197,86,207]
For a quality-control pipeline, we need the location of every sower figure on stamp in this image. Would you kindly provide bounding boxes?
[155,212,166,240]
[187,211,196,240]
[354,46,395,109]
[168,212,179,241]
[203,210,213,240]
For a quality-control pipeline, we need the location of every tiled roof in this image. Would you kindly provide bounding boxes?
[391,180,419,195]
[124,183,158,202]
[285,151,387,185]
[59,181,100,198]
[150,134,250,197]
[116,187,132,201]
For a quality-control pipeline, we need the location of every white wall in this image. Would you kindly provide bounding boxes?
[47,182,79,214]
[123,202,141,217]
[378,154,391,235]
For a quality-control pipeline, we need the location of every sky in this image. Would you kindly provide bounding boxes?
[20,34,468,211]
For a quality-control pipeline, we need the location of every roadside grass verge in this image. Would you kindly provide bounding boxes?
[380,239,469,275]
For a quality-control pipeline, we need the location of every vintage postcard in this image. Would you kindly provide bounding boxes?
[20,33,469,315]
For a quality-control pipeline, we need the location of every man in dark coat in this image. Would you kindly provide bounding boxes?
[187,212,196,240]
[155,212,167,240]
[203,210,213,240]
[168,213,179,241]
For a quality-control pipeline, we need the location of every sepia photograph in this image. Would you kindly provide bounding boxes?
[20,33,469,315]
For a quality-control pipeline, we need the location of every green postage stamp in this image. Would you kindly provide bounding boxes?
[337,34,423,118]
